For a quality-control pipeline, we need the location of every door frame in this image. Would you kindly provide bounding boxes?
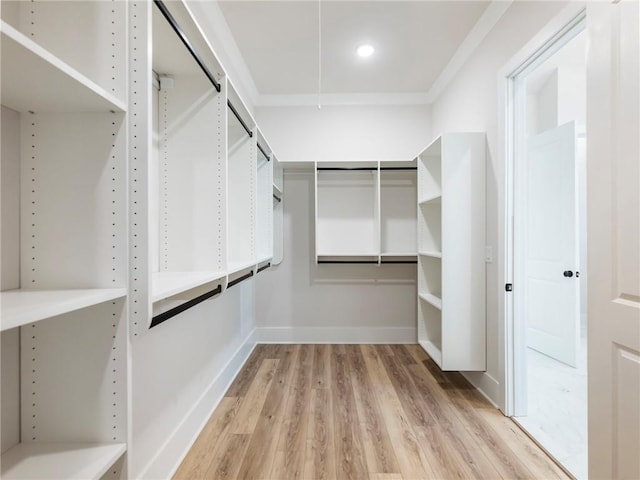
[500,6,586,417]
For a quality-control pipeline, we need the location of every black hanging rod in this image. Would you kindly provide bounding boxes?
[318,260,378,264]
[257,143,270,162]
[227,270,254,288]
[317,167,377,171]
[273,193,282,203]
[227,100,253,138]
[150,284,222,328]
[257,263,271,273]
[154,0,221,93]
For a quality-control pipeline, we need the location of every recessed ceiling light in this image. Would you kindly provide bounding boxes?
[356,44,375,58]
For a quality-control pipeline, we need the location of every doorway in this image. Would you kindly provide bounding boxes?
[507,12,588,480]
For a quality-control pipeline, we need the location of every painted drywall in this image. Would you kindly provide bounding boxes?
[255,104,430,163]
[256,169,416,343]
[429,0,571,408]
[130,285,256,478]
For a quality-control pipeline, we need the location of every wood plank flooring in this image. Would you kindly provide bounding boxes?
[174,345,569,480]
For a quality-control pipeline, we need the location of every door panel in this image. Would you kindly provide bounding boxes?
[587,1,640,478]
[525,122,580,367]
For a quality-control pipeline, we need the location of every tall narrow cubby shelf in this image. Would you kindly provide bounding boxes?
[314,160,417,264]
[256,130,274,265]
[1,2,128,478]
[226,85,257,276]
[272,158,284,265]
[417,133,486,371]
[149,3,226,314]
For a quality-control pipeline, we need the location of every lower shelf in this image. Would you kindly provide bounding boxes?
[151,271,225,302]
[1,442,126,480]
[418,292,442,310]
[419,339,442,367]
[0,288,127,332]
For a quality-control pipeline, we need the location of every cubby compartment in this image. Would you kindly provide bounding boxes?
[1,70,127,330]
[1,1,127,107]
[316,162,379,259]
[417,300,443,366]
[0,301,128,479]
[418,256,442,308]
[418,201,442,254]
[256,131,274,264]
[150,4,227,303]
[226,87,257,274]
[418,139,442,203]
[380,160,417,258]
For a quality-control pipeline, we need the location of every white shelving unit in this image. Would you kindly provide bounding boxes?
[272,158,284,265]
[256,130,274,265]
[380,160,417,262]
[149,4,227,310]
[314,160,417,264]
[417,133,486,371]
[227,85,257,276]
[1,2,128,476]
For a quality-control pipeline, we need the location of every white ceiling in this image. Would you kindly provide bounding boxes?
[217,1,491,96]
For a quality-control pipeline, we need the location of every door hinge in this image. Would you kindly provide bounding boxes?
[505,283,513,292]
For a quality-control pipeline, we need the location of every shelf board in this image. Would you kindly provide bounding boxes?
[418,292,442,310]
[152,271,225,302]
[418,250,442,259]
[1,288,127,331]
[418,193,442,205]
[273,184,283,197]
[1,21,126,113]
[1,442,126,480]
[256,254,273,265]
[418,340,442,367]
[227,260,256,275]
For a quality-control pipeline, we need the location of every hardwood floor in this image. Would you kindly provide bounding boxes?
[174,344,569,480]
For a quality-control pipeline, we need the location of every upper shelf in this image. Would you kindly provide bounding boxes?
[0,21,126,113]
[1,288,127,332]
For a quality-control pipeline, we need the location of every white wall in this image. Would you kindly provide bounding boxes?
[130,285,256,478]
[253,104,428,342]
[256,105,430,162]
[429,0,570,408]
[256,169,416,343]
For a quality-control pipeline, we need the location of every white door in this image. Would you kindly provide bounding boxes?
[587,2,640,479]
[525,121,580,367]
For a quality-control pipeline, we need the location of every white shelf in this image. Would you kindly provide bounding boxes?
[273,183,283,198]
[1,442,126,480]
[0,21,126,113]
[0,289,127,332]
[151,271,225,302]
[418,193,442,205]
[227,260,256,275]
[256,254,273,265]
[419,292,442,310]
[418,340,442,367]
[418,250,442,259]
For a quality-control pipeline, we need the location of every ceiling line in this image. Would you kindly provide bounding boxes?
[424,0,513,104]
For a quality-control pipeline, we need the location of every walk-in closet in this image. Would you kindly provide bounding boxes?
[1,1,638,479]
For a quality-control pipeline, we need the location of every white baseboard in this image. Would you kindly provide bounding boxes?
[462,370,501,409]
[257,326,416,344]
[138,328,257,480]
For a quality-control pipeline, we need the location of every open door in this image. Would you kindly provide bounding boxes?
[525,121,580,367]
[587,2,640,478]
